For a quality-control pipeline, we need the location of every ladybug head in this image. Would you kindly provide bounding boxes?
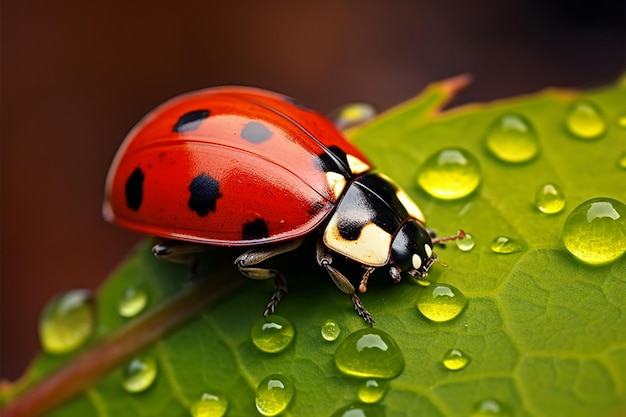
[390,220,435,278]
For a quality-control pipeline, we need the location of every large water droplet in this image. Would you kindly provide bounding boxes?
[564,101,607,140]
[358,379,388,403]
[490,236,525,254]
[255,374,294,416]
[485,114,540,163]
[331,403,385,417]
[122,356,158,393]
[38,289,94,354]
[321,319,341,342]
[416,284,467,322]
[534,183,565,214]
[334,328,405,379]
[189,392,228,417]
[442,348,471,370]
[456,232,475,251]
[470,399,510,416]
[330,103,377,130]
[562,197,626,265]
[118,286,149,318]
[416,148,481,200]
[250,315,295,353]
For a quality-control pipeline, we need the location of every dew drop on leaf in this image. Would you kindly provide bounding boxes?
[618,112,626,129]
[331,403,385,417]
[564,100,607,140]
[618,151,626,170]
[490,236,525,254]
[117,285,149,318]
[38,289,94,354]
[534,183,565,214]
[562,197,626,265]
[485,114,540,163]
[334,328,405,379]
[470,399,510,416]
[189,392,229,417]
[416,148,481,200]
[357,379,388,403]
[122,355,158,393]
[250,314,295,353]
[321,319,341,341]
[456,232,475,251]
[416,284,467,322]
[255,374,294,416]
[330,102,377,130]
[442,348,471,370]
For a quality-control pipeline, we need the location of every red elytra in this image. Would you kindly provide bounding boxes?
[103,86,372,246]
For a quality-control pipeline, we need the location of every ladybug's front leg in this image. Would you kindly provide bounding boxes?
[315,240,375,326]
[152,239,210,279]
[234,237,305,316]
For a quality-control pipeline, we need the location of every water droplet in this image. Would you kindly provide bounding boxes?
[321,319,341,341]
[190,392,228,417]
[250,315,295,353]
[470,399,509,416]
[490,236,525,254]
[485,114,540,163]
[617,113,626,129]
[358,379,388,403]
[618,151,626,169]
[534,183,565,214]
[122,356,158,393]
[564,100,606,140]
[416,148,481,200]
[456,232,475,251]
[255,374,294,416]
[38,289,94,354]
[416,284,467,322]
[442,348,471,370]
[562,197,626,265]
[330,103,377,130]
[331,403,385,417]
[334,328,405,379]
[117,286,149,318]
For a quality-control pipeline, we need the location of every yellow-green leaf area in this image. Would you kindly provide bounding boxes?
[4,78,625,417]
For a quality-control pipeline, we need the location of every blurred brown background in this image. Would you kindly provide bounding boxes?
[1,0,624,380]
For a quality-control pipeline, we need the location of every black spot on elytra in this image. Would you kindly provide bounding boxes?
[125,167,144,211]
[188,173,222,216]
[337,218,365,241]
[242,218,269,240]
[241,121,273,144]
[173,110,210,133]
[314,145,350,173]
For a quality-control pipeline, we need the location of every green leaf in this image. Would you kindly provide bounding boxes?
[3,77,626,417]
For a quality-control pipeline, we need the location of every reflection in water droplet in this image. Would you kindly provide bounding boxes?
[470,399,510,416]
[442,348,471,370]
[118,286,149,318]
[334,328,405,379]
[122,356,158,393]
[189,392,228,417]
[38,289,94,354]
[564,101,607,140]
[331,402,386,417]
[490,236,525,254]
[358,379,388,403]
[250,315,295,353]
[416,148,481,200]
[485,114,540,163]
[534,183,565,214]
[321,319,341,341]
[255,374,294,416]
[416,284,467,322]
[330,103,377,130]
[562,197,626,265]
[456,232,475,251]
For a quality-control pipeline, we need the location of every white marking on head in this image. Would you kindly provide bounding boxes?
[424,244,433,258]
[412,253,422,270]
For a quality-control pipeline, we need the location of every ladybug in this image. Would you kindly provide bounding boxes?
[103,86,463,324]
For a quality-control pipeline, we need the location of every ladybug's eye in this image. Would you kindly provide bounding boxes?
[391,220,433,272]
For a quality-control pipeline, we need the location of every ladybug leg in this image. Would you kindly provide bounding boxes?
[152,239,210,279]
[234,237,305,316]
[315,240,375,325]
